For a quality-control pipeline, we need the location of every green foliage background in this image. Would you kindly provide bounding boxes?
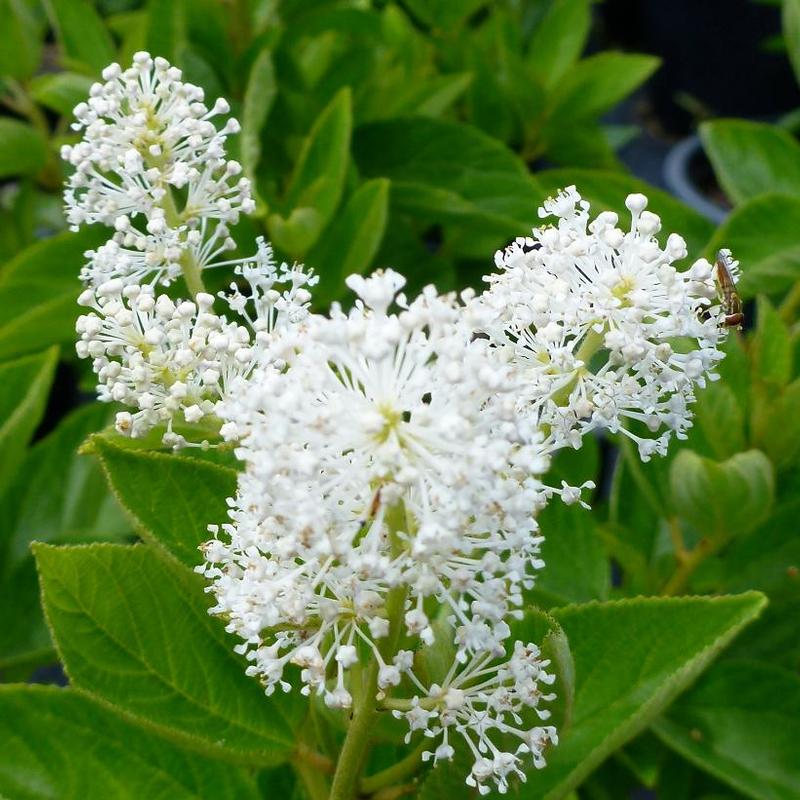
[0,1,798,799]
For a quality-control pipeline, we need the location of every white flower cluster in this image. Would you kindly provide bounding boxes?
[62,51,253,288]
[198,188,736,793]
[66,55,316,444]
[66,60,739,793]
[199,270,563,792]
[475,187,727,460]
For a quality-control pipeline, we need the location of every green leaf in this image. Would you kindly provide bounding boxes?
[782,0,800,89]
[549,52,660,120]
[0,0,43,80]
[400,0,486,29]
[0,685,260,799]
[537,168,714,257]
[705,193,800,298]
[752,296,792,386]
[46,0,115,74]
[35,542,302,764]
[308,178,390,304]
[526,0,591,88]
[93,438,237,568]
[700,120,800,205]
[751,378,800,469]
[0,404,130,675]
[354,116,545,257]
[0,119,47,179]
[517,593,767,799]
[241,48,277,211]
[145,0,187,62]
[0,347,58,497]
[654,660,800,800]
[28,72,95,116]
[269,88,353,256]
[396,72,474,118]
[669,450,774,539]
[691,383,747,461]
[0,226,107,360]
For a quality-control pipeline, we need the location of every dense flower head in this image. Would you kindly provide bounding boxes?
[198,270,570,791]
[474,186,728,460]
[62,52,254,288]
[75,248,316,445]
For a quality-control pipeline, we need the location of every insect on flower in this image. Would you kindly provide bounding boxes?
[715,249,744,329]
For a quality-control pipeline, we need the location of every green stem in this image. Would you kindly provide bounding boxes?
[161,187,206,297]
[549,326,605,408]
[662,537,725,596]
[294,759,332,800]
[329,505,410,800]
[329,659,380,800]
[779,280,800,324]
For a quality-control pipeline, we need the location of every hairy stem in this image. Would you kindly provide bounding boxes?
[329,658,380,800]
[662,537,725,596]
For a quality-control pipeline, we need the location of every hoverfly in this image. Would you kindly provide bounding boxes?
[715,249,744,329]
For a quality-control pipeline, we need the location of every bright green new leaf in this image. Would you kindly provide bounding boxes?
[669,450,774,539]
[527,0,591,88]
[28,72,95,116]
[93,438,237,568]
[46,0,115,73]
[537,168,714,257]
[0,685,260,799]
[751,296,792,386]
[0,119,47,179]
[705,193,800,298]
[354,116,545,257]
[0,347,58,498]
[517,593,767,799]
[701,119,800,205]
[0,0,43,80]
[0,227,107,360]
[242,48,277,210]
[270,88,352,255]
[308,178,390,303]
[654,660,800,800]
[549,52,660,121]
[35,542,302,764]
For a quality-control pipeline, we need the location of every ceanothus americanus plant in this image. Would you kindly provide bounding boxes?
[66,54,736,798]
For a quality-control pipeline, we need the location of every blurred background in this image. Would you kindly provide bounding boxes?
[1,2,798,799]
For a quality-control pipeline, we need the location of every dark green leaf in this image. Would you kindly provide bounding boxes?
[0,347,58,497]
[93,438,237,568]
[0,119,47,179]
[517,593,767,799]
[0,226,107,360]
[46,0,115,74]
[309,178,390,304]
[654,660,800,800]
[0,404,130,675]
[354,116,545,257]
[700,119,800,205]
[400,0,487,29]
[35,542,302,764]
[0,685,260,799]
